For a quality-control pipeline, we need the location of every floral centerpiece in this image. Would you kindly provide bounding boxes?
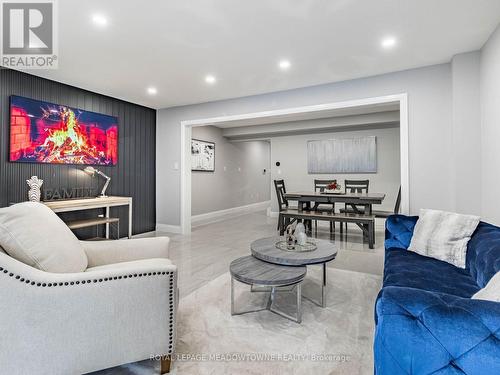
[325,181,342,193]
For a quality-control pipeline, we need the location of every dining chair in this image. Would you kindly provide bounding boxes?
[274,179,298,232]
[314,179,336,194]
[345,179,370,194]
[313,179,337,233]
[274,179,289,212]
[340,179,370,232]
[372,186,401,218]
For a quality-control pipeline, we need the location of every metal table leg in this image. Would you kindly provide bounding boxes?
[231,277,302,323]
[302,262,328,308]
[269,282,302,323]
[231,277,235,315]
[266,286,276,309]
[322,262,327,308]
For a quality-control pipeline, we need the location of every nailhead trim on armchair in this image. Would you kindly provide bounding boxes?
[0,266,176,355]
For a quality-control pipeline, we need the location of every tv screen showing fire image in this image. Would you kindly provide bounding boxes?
[9,96,118,165]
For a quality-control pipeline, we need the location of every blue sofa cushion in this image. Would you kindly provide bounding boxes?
[466,221,500,288]
[375,286,500,375]
[384,214,418,250]
[384,248,480,298]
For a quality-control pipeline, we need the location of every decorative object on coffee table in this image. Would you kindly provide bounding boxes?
[84,166,111,197]
[295,222,305,234]
[230,255,306,323]
[275,239,317,252]
[285,222,297,249]
[294,222,307,245]
[26,176,43,202]
[251,236,337,308]
[296,231,308,246]
[277,222,315,251]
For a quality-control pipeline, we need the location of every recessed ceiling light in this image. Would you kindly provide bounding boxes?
[279,59,291,70]
[205,75,216,84]
[147,87,157,95]
[381,37,397,49]
[92,14,108,27]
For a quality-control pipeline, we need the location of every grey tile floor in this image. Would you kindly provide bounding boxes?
[138,211,386,298]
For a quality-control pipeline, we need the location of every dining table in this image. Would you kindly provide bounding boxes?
[284,191,385,214]
[284,191,386,245]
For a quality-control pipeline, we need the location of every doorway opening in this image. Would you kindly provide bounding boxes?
[180,94,408,234]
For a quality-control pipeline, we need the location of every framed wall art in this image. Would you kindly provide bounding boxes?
[191,139,215,172]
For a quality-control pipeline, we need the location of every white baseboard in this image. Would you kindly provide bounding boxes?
[269,211,279,218]
[192,201,271,227]
[155,223,182,234]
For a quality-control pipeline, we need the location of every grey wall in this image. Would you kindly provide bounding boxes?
[451,52,481,215]
[191,126,270,216]
[269,126,400,212]
[480,24,500,224]
[157,63,453,226]
[0,68,156,237]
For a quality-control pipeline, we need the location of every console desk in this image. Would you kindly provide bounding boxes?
[44,196,133,239]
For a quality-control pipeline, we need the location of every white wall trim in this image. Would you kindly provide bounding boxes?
[180,123,191,234]
[156,223,182,234]
[180,94,410,234]
[192,201,271,227]
[182,96,401,127]
[399,93,410,215]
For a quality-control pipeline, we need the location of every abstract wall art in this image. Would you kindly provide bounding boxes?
[10,96,118,165]
[307,136,377,174]
[191,139,215,172]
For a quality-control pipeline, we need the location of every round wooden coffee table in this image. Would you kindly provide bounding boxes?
[250,237,337,307]
[230,256,306,323]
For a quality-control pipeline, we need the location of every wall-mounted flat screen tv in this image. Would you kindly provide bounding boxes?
[10,95,118,165]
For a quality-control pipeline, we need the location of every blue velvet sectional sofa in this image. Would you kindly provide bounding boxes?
[374,215,500,375]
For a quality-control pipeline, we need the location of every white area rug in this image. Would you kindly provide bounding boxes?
[94,267,382,375]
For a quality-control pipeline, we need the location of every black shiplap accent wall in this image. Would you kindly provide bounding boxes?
[0,68,156,238]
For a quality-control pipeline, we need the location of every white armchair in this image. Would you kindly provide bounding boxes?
[0,203,177,375]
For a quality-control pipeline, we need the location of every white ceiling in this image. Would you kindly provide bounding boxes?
[14,0,500,109]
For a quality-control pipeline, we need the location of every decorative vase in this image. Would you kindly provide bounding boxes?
[295,222,306,235]
[296,231,308,246]
[285,222,296,250]
[26,176,43,202]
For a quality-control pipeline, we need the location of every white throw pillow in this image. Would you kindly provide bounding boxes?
[472,272,500,302]
[408,209,480,268]
[0,202,87,273]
